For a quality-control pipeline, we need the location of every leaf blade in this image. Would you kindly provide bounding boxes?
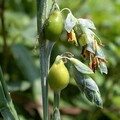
[78,18,96,30]
[65,13,77,33]
[98,61,108,74]
[72,67,103,108]
[69,57,94,74]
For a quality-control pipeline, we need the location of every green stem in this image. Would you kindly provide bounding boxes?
[52,91,61,120]
[37,0,48,119]
[37,0,55,119]
[40,40,54,120]
[60,8,72,13]
[40,42,48,120]
[45,0,48,18]
[54,91,60,109]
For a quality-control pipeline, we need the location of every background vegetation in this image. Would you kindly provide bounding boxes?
[0,0,120,120]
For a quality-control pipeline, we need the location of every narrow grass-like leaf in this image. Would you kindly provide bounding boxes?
[68,57,94,74]
[0,67,11,102]
[0,68,8,108]
[0,67,19,120]
[0,81,7,108]
[1,106,16,120]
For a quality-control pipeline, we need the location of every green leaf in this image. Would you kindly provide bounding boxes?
[78,18,96,30]
[11,44,41,102]
[95,46,105,60]
[86,39,95,53]
[1,106,16,120]
[0,67,10,105]
[0,82,7,108]
[98,61,108,74]
[84,90,102,108]
[68,57,93,74]
[72,68,99,92]
[84,28,94,42]
[0,67,19,120]
[78,34,88,46]
[52,107,61,120]
[88,29,102,44]
[72,67,103,108]
[65,13,77,33]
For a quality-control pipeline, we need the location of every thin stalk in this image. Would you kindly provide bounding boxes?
[54,91,60,109]
[52,91,61,120]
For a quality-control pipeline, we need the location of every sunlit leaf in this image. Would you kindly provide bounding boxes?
[78,34,88,46]
[83,28,94,42]
[95,46,105,60]
[65,13,77,33]
[78,18,96,30]
[88,29,102,44]
[86,39,95,53]
[68,57,93,74]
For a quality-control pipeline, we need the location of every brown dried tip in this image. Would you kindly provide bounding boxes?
[81,47,91,58]
[67,30,78,46]
[89,57,99,73]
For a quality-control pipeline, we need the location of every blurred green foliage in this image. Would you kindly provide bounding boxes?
[0,0,120,120]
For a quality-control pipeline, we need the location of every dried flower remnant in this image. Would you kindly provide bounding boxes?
[81,40,107,73]
[67,29,78,46]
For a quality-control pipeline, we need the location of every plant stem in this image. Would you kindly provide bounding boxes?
[54,91,60,109]
[52,91,61,120]
[37,0,54,119]
[45,0,48,18]
[40,40,54,120]
[60,8,72,14]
